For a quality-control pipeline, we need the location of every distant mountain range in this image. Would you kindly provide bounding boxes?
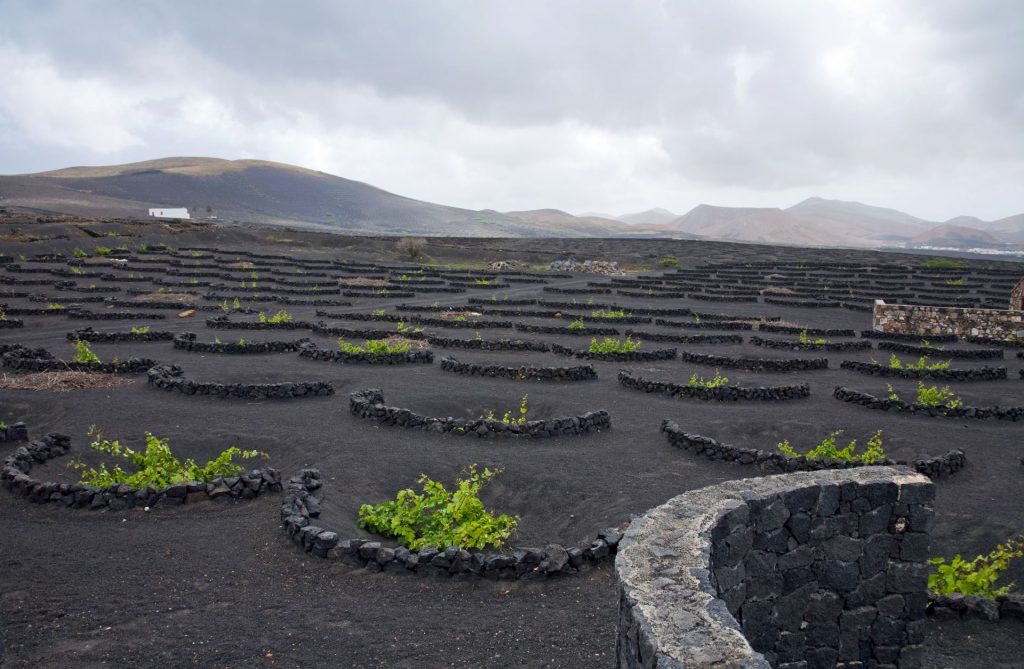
[602,198,1023,250]
[0,157,668,238]
[1,157,1020,249]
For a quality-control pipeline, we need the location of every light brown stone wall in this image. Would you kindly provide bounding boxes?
[873,300,1024,339]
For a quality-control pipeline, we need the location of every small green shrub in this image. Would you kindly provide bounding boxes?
[72,248,87,258]
[567,318,585,330]
[591,309,628,319]
[915,382,963,408]
[129,326,150,335]
[258,310,293,324]
[371,309,386,317]
[777,430,886,464]
[687,369,730,389]
[71,428,263,488]
[46,303,66,310]
[929,535,1024,598]
[945,278,965,286]
[473,278,492,286]
[94,246,112,257]
[918,257,966,269]
[658,257,680,267]
[588,336,641,354]
[357,465,518,551]
[888,353,950,371]
[396,321,423,335]
[798,329,828,346]
[73,340,100,364]
[481,394,529,425]
[337,338,411,355]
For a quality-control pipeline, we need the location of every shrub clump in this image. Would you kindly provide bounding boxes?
[567,317,585,330]
[798,329,827,346]
[337,338,412,355]
[357,465,518,551]
[258,310,293,324]
[929,534,1024,598]
[71,427,264,488]
[588,336,641,354]
[130,326,150,335]
[777,429,886,464]
[887,353,950,371]
[480,394,529,425]
[591,309,628,319]
[73,340,100,364]
[687,369,730,388]
[889,382,965,408]
[918,257,966,269]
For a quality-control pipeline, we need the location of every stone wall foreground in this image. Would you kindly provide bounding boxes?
[873,299,1024,339]
[615,467,933,669]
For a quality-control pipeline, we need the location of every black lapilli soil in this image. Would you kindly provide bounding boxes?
[0,215,1022,667]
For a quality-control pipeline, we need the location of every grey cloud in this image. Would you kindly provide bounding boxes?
[0,0,1021,219]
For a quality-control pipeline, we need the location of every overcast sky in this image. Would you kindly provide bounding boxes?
[0,1,1021,220]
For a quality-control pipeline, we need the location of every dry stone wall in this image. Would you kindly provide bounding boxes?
[616,467,934,669]
[873,300,1024,340]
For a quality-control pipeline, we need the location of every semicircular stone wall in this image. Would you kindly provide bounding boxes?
[615,467,933,668]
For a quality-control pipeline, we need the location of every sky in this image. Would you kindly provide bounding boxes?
[0,0,1021,221]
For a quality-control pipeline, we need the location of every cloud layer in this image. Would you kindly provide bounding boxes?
[1,0,1021,220]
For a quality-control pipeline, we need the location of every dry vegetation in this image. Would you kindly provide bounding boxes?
[338,277,390,287]
[381,334,431,350]
[0,371,135,392]
[132,291,197,303]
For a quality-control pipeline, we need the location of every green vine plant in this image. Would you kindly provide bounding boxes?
[567,317,585,330]
[588,336,641,354]
[481,394,529,425]
[73,340,100,364]
[70,427,265,488]
[258,310,293,324]
[777,429,886,464]
[130,326,150,335]
[356,465,518,551]
[888,353,951,371]
[46,303,66,310]
[687,369,730,389]
[798,329,828,346]
[396,321,424,335]
[591,309,628,320]
[914,382,964,408]
[929,534,1024,598]
[337,338,411,355]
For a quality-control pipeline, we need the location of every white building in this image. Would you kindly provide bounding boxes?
[148,207,191,220]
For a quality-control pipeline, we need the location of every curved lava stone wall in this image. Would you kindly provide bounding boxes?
[616,467,933,668]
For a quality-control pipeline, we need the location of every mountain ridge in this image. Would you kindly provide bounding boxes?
[1,157,1021,246]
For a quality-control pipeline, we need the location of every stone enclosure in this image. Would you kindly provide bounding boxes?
[616,467,934,668]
